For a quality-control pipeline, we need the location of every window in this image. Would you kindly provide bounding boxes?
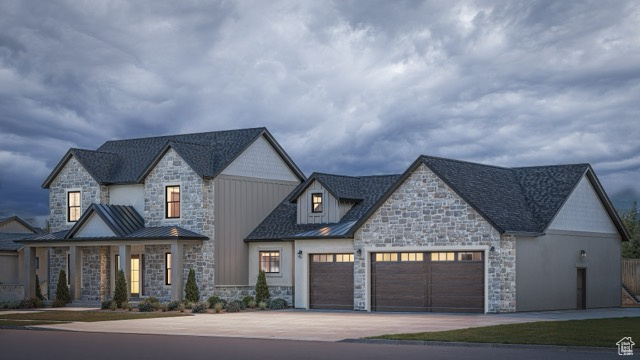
[311,193,323,213]
[458,252,482,261]
[375,253,398,262]
[67,254,71,285]
[335,254,354,262]
[36,256,39,270]
[165,253,172,285]
[431,252,455,261]
[312,254,334,263]
[115,254,121,272]
[166,186,180,218]
[68,191,81,222]
[259,251,280,273]
[400,253,424,262]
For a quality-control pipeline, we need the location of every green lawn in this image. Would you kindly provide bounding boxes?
[0,310,191,327]
[370,317,640,348]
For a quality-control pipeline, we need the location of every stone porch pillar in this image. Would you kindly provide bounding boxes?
[170,242,184,301]
[23,246,36,299]
[119,244,131,298]
[99,247,110,301]
[69,246,82,301]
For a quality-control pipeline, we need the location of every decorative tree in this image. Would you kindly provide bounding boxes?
[113,269,128,308]
[35,274,45,300]
[255,269,270,304]
[54,269,70,307]
[622,201,640,258]
[185,268,200,303]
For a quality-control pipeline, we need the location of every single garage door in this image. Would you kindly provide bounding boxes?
[371,251,484,313]
[309,253,354,310]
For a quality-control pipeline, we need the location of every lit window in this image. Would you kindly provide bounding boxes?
[431,252,455,261]
[68,191,81,222]
[400,253,424,262]
[166,186,180,218]
[311,193,323,213]
[458,252,482,261]
[165,253,172,285]
[115,254,121,271]
[335,254,354,262]
[312,254,334,262]
[259,251,280,273]
[375,253,398,262]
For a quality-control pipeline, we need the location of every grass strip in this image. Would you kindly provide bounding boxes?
[369,317,640,348]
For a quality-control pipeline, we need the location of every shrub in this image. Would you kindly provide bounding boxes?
[258,301,267,310]
[184,269,200,303]
[179,303,185,312]
[53,269,70,307]
[226,300,243,313]
[101,299,113,310]
[247,300,257,309]
[267,298,288,310]
[110,301,117,311]
[35,274,45,301]
[184,301,193,310]
[19,297,43,309]
[113,269,128,308]
[242,295,255,307]
[137,302,157,312]
[126,302,133,311]
[214,303,223,313]
[191,301,208,314]
[255,269,270,304]
[167,300,182,311]
[207,295,227,309]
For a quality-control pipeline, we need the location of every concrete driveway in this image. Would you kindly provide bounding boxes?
[35,308,640,342]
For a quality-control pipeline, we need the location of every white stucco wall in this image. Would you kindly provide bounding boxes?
[548,176,617,234]
[221,135,298,181]
[248,241,294,287]
[109,184,145,214]
[293,239,354,309]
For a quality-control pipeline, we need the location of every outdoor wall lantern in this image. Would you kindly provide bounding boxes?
[489,246,495,252]
[356,249,362,256]
[297,250,303,258]
[580,250,587,259]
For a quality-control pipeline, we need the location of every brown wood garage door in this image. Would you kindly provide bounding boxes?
[309,254,354,310]
[371,251,484,313]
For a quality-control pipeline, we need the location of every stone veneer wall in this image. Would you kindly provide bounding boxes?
[144,149,215,299]
[353,164,516,313]
[81,247,101,301]
[215,285,294,305]
[49,247,69,299]
[0,285,24,302]
[48,157,102,233]
[144,245,171,301]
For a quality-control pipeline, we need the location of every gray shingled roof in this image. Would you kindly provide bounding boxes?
[0,233,34,251]
[43,127,304,188]
[246,174,400,241]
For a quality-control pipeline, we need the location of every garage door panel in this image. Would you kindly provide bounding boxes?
[309,255,354,310]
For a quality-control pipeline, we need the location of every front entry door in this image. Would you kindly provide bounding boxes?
[131,255,140,297]
[577,268,586,310]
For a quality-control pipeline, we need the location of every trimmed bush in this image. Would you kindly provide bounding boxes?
[247,300,257,309]
[214,303,223,313]
[207,295,227,309]
[35,274,45,301]
[113,269,128,308]
[137,302,157,312]
[184,269,200,303]
[267,298,288,310]
[225,300,242,313]
[258,301,267,310]
[184,301,193,310]
[255,269,270,304]
[191,301,208,314]
[19,297,43,309]
[53,269,70,307]
[167,300,182,311]
[101,299,113,310]
[242,295,255,307]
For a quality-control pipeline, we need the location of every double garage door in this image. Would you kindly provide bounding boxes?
[309,251,484,313]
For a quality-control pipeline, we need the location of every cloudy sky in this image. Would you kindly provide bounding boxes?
[1,0,639,225]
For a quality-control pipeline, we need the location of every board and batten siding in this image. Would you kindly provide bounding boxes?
[0,220,32,233]
[297,181,354,224]
[214,175,299,285]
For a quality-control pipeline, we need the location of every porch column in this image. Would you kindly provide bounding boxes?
[170,242,184,301]
[119,244,131,298]
[22,246,36,299]
[69,246,82,301]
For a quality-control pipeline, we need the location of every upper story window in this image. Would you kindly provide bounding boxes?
[67,191,81,222]
[311,193,323,213]
[259,251,280,273]
[166,186,180,218]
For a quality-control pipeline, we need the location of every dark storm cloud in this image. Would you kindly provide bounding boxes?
[1,0,639,224]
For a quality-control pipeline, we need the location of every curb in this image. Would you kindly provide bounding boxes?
[341,338,614,353]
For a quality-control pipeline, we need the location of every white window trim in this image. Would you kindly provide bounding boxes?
[258,246,283,278]
[163,183,182,221]
[65,188,82,225]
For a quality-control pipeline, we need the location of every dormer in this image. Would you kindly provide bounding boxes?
[292,174,363,225]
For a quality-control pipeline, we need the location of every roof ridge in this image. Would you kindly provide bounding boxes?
[100,127,266,145]
[312,172,400,179]
[512,163,590,170]
[420,154,512,170]
[167,139,213,147]
[70,148,120,156]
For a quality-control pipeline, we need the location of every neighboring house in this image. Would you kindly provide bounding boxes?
[19,128,304,303]
[247,155,628,313]
[0,216,45,301]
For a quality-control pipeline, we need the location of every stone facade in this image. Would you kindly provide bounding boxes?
[215,285,294,305]
[353,164,516,313]
[144,245,171,301]
[48,247,69,299]
[48,157,103,233]
[81,247,101,301]
[0,285,24,302]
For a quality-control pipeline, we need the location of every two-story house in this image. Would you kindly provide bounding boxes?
[247,155,628,313]
[20,128,304,303]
